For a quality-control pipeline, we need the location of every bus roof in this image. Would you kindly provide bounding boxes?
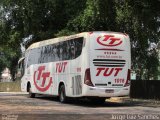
[26,31,127,51]
[26,32,88,51]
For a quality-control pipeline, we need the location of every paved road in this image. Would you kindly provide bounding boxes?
[0,92,160,120]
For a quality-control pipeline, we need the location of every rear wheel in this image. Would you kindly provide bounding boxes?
[59,85,67,103]
[28,84,35,98]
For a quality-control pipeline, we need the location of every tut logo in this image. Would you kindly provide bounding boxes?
[33,66,52,92]
[97,35,122,47]
[56,62,68,73]
[96,67,122,77]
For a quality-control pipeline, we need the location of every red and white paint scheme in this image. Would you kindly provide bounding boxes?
[20,31,131,103]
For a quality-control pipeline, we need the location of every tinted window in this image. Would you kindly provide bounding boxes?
[27,37,84,67]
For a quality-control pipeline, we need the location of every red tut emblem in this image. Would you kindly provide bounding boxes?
[34,66,52,92]
[96,68,122,77]
[97,35,122,46]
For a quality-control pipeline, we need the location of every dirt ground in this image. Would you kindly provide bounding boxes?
[0,92,160,120]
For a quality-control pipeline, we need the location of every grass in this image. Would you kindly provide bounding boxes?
[0,79,21,92]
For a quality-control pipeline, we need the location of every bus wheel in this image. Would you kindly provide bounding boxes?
[59,85,67,103]
[28,84,35,98]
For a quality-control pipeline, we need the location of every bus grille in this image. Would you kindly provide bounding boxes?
[72,75,82,95]
[93,59,126,67]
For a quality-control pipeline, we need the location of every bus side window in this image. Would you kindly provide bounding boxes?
[68,37,83,60]
[75,38,83,58]
[59,43,63,61]
[62,42,68,60]
[18,58,25,78]
[70,40,76,59]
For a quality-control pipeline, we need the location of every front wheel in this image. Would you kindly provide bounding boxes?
[59,85,68,103]
[28,84,35,98]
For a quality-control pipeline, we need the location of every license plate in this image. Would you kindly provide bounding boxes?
[105,89,114,93]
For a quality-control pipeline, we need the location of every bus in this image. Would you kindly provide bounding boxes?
[19,31,131,103]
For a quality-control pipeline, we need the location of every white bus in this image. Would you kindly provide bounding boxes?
[20,31,131,103]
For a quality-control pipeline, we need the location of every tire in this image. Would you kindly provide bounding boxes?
[59,85,67,103]
[28,84,35,98]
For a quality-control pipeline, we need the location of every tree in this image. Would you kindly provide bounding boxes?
[0,0,87,79]
[115,0,160,79]
[65,0,116,32]
[0,0,160,80]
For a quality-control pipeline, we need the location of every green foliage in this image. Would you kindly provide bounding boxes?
[0,0,160,80]
[0,56,7,74]
[67,0,116,31]
[114,0,160,79]
[55,29,76,37]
